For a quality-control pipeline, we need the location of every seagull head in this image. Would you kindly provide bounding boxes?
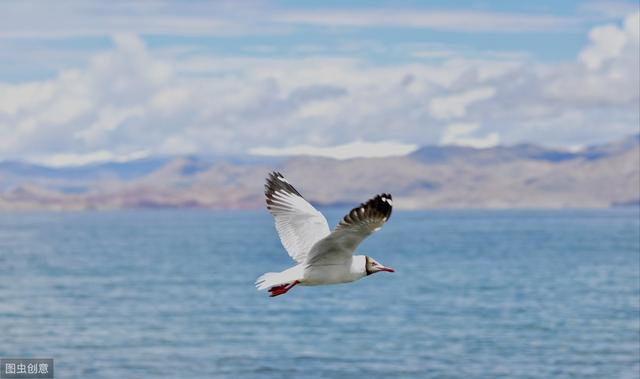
[365,256,395,275]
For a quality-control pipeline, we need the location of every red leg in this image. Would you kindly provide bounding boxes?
[269,280,300,297]
[268,284,288,296]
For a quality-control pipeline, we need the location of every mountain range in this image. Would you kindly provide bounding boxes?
[1,135,638,210]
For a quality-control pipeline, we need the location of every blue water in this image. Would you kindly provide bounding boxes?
[0,209,638,379]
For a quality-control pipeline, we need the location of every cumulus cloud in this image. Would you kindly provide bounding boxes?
[544,12,638,107]
[580,23,628,69]
[579,13,638,69]
[0,12,638,164]
[462,12,639,146]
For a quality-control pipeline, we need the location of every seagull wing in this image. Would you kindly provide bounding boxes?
[305,193,393,266]
[265,172,331,263]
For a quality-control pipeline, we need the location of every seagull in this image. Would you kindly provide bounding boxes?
[256,172,394,297]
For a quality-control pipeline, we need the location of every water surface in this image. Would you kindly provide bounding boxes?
[1,209,638,378]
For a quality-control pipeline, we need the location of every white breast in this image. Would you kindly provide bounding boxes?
[302,255,367,286]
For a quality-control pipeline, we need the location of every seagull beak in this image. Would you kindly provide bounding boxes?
[380,266,395,273]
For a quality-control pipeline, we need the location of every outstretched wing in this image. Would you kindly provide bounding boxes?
[265,172,330,263]
[305,193,393,266]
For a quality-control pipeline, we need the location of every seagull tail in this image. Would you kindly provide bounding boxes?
[255,265,303,291]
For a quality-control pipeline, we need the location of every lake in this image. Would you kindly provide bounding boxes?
[0,209,638,378]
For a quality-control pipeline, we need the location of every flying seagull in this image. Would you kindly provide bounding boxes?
[256,172,394,297]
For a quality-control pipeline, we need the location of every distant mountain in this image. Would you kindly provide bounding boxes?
[409,135,640,164]
[0,135,638,210]
[0,158,170,190]
[409,143,577,164]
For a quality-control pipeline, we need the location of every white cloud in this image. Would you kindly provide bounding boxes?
[249,140,418,160]
[150,88,191,113]
[0,12,638,163]
[0,81,55,115]
[545,12,639,105]
[441,122,480,140]
[429,87,496,120]
[580,24,628,69]
[157,135,200,156]
[625,12,640,40]
[294,99,344,119]
[32,150,149,168]
[580,11,639,71]
[75,106,145,145]
[440,122,501,148]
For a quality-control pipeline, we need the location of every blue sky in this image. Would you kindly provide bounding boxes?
[0,1,638,165]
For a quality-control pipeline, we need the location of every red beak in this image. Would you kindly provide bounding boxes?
[381,267,395,273]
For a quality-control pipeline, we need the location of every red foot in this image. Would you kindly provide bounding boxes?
[269,280,300,297]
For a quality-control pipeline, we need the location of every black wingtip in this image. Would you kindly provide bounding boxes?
[341,193,393,227]
[264,171,303,201]
[371,193,393,220]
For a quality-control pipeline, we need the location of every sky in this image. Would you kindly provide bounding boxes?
[0,0,638,165]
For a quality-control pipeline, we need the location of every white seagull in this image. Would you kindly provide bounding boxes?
[256,172,395,297]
